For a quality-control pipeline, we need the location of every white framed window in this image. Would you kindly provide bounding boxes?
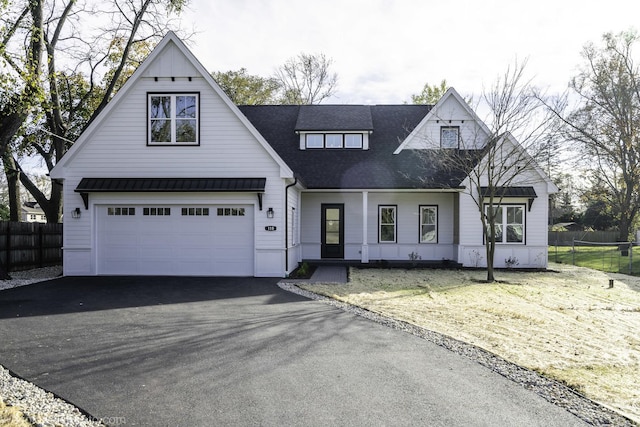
[419,206,438,243]
[440,126,459,149]
[344,134,363,148]
[305,134,324,148]
[148,93,199,145]
[325,134,343,148]
[484,204,525,244]
[379,205,397,243]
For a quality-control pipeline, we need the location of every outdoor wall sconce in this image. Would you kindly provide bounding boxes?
[72,207,82,219]
[267,207,274,219]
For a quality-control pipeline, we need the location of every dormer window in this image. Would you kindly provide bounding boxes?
[344,134,363,148]
[325,134,342,148]
[306,134,324,148]
[440,126,459,149]
[302,132,367,149]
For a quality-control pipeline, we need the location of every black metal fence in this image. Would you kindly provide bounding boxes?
[0,221,63,272]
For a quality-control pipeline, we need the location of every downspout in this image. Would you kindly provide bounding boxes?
[284,177,298,276]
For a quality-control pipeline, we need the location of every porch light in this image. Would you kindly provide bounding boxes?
[267,207,274,219]
[72,207,81,219]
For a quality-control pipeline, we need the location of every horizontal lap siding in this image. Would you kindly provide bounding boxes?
[300,191,456,261]
[62,77,284,252]
[367,193,454,245]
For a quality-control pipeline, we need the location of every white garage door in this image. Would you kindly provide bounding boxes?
[97,205,254,276]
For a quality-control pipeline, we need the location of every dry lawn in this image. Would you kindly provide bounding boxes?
[301,263,640,424]
[0,399,31,427]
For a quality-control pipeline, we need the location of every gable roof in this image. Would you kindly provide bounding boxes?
[240,104,475,189]
[393,87,491,154]
[51,32,293,179]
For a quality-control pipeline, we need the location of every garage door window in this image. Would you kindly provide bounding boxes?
[108,207,136,216]
[182,207,209,216]
[217,207,246,216]
[143,207,171,216]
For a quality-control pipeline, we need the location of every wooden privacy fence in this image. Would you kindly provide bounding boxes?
[548,230,621,246]
[0,221,63,272]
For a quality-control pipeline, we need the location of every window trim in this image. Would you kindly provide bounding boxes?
[483,203,526,244]
[147,92,200,146]
[419,205,438,244]
[378,205,397,243]
[440,126,459,149]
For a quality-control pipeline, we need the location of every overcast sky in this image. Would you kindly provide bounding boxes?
[178,0,640,104]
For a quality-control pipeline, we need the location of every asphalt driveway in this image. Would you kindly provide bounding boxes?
[0,277,587,426]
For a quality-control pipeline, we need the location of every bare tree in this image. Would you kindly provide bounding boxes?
[542,30,640,241]
[417,60,560,281]
[0,0,189,223]
[274,52,338,104]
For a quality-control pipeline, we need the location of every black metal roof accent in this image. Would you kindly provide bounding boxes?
[75,178,267,193]
[480,186,537,198]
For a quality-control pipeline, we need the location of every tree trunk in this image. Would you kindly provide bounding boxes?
[618,216,631,242]
[2,152,21,222]
[485,238,496,282]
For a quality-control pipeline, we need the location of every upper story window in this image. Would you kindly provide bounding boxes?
[440,126,459,149]
[148,93,199,146]
[304,133,366,149]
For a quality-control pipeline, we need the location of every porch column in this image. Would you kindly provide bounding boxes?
[361,191,369,263]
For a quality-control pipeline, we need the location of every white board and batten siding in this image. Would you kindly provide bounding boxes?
[55,37,289,277]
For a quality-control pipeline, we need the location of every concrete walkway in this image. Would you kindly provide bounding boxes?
[309,265,348,283]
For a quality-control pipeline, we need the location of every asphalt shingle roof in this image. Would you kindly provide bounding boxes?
[239,105,477,190]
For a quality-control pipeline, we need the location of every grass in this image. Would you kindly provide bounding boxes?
[0,399,31,427]
[550,245,640,275]
[300,263,640,424]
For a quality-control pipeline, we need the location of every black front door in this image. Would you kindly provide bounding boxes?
[321,204,344,258]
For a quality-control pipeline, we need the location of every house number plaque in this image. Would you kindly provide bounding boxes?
[265,226,277,231]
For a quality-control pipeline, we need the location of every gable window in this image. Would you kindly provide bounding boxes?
[420,206,438,243]
[484,204,525,243]
[440,126,459,149]
[344,134,363,148]
[379,205,397,243]
[148,93,199,145]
